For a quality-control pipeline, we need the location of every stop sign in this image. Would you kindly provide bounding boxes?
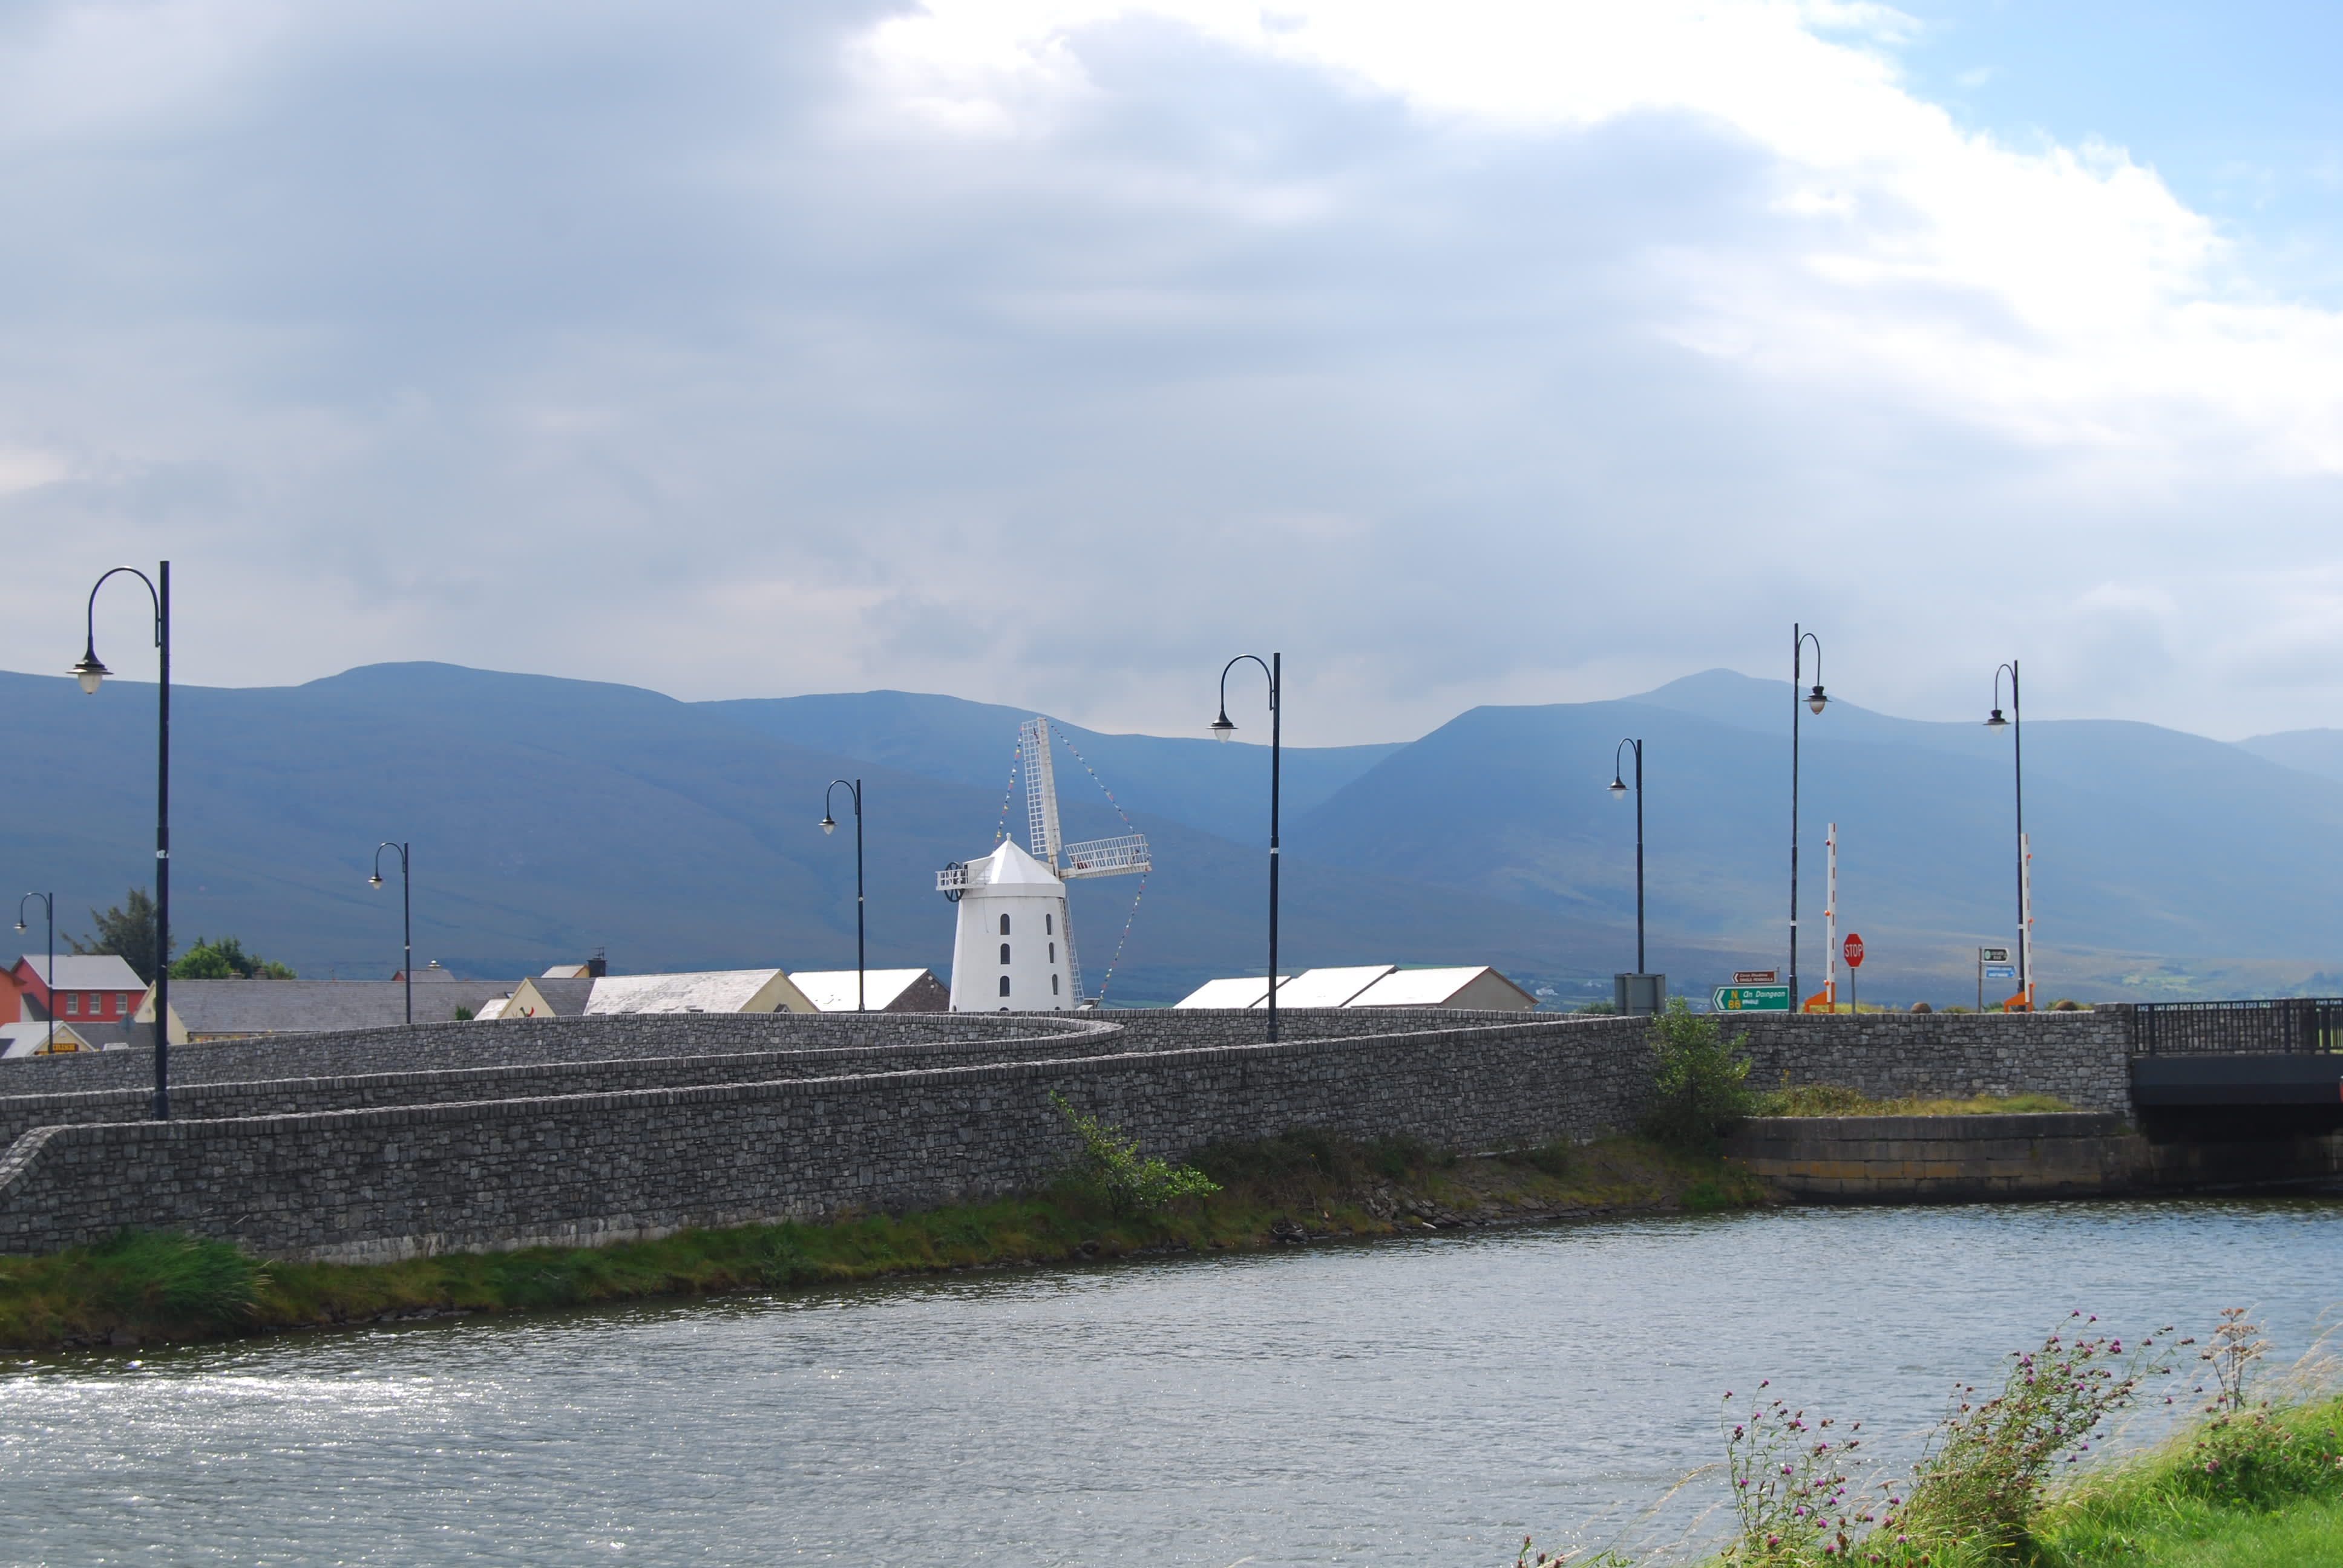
[1843,933,1866,969]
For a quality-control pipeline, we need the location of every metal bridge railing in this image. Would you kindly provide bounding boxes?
[2131,998,2343,1056]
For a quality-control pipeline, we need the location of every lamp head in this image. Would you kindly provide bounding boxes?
[1985,707,2008,731]
[1807,684,1828,716]
[820,814,836,835]
[1608,776,1628,799]
[69,647,109,695]
[12,919,22,932]
[1209,710,1236,743]
[369,872,384,889]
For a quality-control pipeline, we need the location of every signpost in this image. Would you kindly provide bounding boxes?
[1714,984,1792,1012]
[1976,946,2010,1013]
[1734,970,1778,985]
[1842,932,1863,1013]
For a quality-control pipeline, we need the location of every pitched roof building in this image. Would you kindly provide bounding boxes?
[4,954,148,1028]
[788,969,950,1013]
[1172,964,1536,1013]
[583,969,813,1015]
[137,978,516,1043]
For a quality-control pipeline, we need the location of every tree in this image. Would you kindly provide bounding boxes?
[1642,997,1755,1154]
[69,889,171,984]
[169,935,295,981]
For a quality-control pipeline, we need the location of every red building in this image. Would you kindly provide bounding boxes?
[2,954,149,1026]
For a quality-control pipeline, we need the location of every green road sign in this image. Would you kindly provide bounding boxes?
[1713,985,1792,1012]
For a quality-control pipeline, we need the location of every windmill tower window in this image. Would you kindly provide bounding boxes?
[998,976,1011,998]
[1046,913,1053,934]
[1048,942,1055,962]
[1000,943,1011,964]
[1052,975,1060,995]
[999,914,1011,936]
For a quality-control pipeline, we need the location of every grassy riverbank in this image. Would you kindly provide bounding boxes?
[1751,1083,2076,1117]
[1529,1316,2343,1568]
[0,1131,1766,1352]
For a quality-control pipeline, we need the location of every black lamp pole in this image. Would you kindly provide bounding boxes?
[1208,652,1283,1040]
[822,779,865,1011]
[1609,739,1645,975]
[1790,625,1827,1004]
[71,563,170,1120]
[16,892,54,1055]
[1211,653,1281,1042]
[370,841,412,1025]
[1987,662,2026,1004]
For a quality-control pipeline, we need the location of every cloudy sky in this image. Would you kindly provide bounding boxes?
[3,0,2341,743]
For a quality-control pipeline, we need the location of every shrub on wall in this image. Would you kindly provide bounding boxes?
[1642,998,1754,1154]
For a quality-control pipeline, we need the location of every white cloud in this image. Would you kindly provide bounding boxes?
[0,0,2340,745]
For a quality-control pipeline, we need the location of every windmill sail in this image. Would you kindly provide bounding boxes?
[1014,717,1150,1002]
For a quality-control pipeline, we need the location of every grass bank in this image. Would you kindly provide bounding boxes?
[0,1131,1766,1353]
[1522,1313,2343,1568]
[2030,1391,2343,1567]
[1751,1082,2076,1117]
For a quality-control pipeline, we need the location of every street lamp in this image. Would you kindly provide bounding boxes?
[1610,738,1647,977]
[1987,661,2029,1008]
[73,563,171,1120]
[16,892,54,1055]
[1791,624,1827,1005]
[370,841,412,1025]
[821,779,865,1011]
[1212,652,1281,1043]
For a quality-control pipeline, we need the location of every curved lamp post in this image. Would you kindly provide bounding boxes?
[1609,739,1646,977]
[1791,624,1827,1004]
[820,779,865,1011]
[369,841,412,1025]
[1985,661,2028,1007]
[71,562,171,1120]
[15,892,54,1055]
[1211,653,1281,1043]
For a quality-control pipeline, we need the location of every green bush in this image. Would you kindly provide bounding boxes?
[88,1230,267,1330]
[1642,999,1754,1153]
[1894,1315,2174,1552]
[1050,1093,1220,1217]
[169,934,294,980]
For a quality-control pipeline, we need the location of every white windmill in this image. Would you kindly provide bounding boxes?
[936,717,1151,1011]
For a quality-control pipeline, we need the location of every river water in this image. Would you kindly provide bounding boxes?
[5,1198,2340,1567]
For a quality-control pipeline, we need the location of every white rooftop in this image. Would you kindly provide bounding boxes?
[978,838,1064,888]
[585,969,791,1015]
[0,1020,97,1058]
[1172,975,1286,1009]
[1346,966,1516,1007]
[790,969,932,1013]
[13,954,146,991]
[1258,965,1395,1008]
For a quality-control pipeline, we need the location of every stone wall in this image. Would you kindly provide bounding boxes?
[0,1005,2160,1264]
[0,1027,1155,1153]
[1726,1109,2343,1200]
[1723,1008,2135,1114]
[0,1014,1654,1261]
[0,1011,1107,1094]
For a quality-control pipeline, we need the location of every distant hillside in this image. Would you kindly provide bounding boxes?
[1295,670,2343,998]
[2238,728,2343,786]
[0,663,1634,1006]
[698,691,1404,848]
[4,659,2342,1007]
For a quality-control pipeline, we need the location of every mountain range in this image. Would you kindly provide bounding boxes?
[3,660,2341,1007]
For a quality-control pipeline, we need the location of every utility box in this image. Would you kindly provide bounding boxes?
[1615,972,1666,1016]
